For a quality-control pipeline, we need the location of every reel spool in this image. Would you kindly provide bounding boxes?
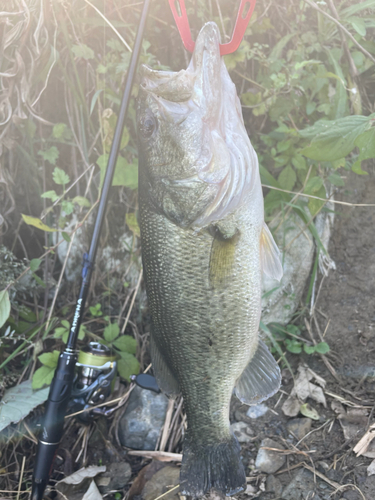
[69,342,117,422]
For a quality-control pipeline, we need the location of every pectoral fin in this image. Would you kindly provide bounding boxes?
[209,225,239,288]
[260,222,283,281]
[150,334,180,397]
[234,339,281,405]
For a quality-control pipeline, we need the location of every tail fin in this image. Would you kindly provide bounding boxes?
[180,433,246,498]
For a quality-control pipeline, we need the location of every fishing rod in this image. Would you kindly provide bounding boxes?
[31,1,151,498]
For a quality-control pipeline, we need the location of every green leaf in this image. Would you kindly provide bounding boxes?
[125,213,140,237]
[78,325,86,341]
[300,114,374,161]
[54,327,68,339]
[328,173,344,186]
[327,48,348,119]
[305,176,323,194]
[30,259,42,272]
[72,43,94,60]
[32,365,56,389]
[315,342,330,354]
[61,200,74,215]
[349,17,367,37]
[278,165,296,191]
[104,323,120,342]
[308,185,326,217]
[38,146,59,165]
[62,232,71,242]
[352,161,369,175]
[38,350,60,368]
[0,290,11,329]
[353,128,375,171]
[304,344,316,354]
[113,335,137,354]
[0,381,49,432]
[300,403,320,420]
[53,123,71,140]
[89,304,102,317]
[22,214,57,232]
[285,339,302,354]
[292,155,306,170]
[53,167,70,185]
[90,89,103,115]
[306,102,316,116]
[72,196,91,208]
[41,190,59,202]
[97,155,138,190]
[117,352,140,381]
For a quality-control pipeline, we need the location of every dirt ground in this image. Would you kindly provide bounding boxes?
[230,164,375,500]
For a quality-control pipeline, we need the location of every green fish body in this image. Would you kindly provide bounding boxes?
[137,22,283,498]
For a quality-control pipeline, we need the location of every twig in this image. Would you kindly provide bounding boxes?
[82,0,132,52]
[303,0,375,64]
[153,484,180,500]
[304,317,341,382]
[330,484,366,500]
[159,398,175,452]
[16,456,26,500]
[121,269,143,334]
[126,450,183,461]
[262,184,375,207]
[303,462,341,489]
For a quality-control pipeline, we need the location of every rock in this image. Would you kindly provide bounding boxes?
[246,404,268,419]
[287,418,312,440]
[118,386,169,450]
[142,465,180,500]
[255,438,286,474]
[261,201,334,325]
[266,475,283,497]
[96,462,132,494]
[281,469,325,500]
[230,421,254,443]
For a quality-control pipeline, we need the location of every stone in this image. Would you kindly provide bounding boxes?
[142,465,180,500]
[118,386,169,450]
[281,469,326,500]
[96,462,132,493]
[255,438,286,474]
[286,418,312,440]
[266,475,283,497]
[261,202,334,325]
[246,404,268,419]
[230,421,254,443]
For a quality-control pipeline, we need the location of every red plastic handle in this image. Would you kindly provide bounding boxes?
[169,0,257,56]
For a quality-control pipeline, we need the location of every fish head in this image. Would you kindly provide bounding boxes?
[137,22,259,229]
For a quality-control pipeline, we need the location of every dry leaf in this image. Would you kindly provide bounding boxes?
[59,466,106,485]
[367,459,375,476]
[354,424,375,457]
[82,480,103,500]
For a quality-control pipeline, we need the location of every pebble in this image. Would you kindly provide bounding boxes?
[246,404,268,419]
[255,438,286,474]
[286,418,312,440]
[281,469,327,499]
[266,475,283,497]
[142,465,180,500]
[118,386,168,450]
[96,462,132,493]
[230,421,254,443]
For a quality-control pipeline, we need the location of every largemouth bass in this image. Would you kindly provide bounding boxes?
[137,22,283,498]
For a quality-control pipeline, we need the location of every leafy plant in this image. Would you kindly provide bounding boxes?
[268,323,330,356]
[101,322,140,382]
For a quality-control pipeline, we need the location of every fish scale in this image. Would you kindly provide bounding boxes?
[137,21,283,498]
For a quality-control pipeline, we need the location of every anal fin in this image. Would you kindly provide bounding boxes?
[234,339,281,405]
[150,333,180,397]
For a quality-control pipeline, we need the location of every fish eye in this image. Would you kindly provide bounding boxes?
[140,114,157,139]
